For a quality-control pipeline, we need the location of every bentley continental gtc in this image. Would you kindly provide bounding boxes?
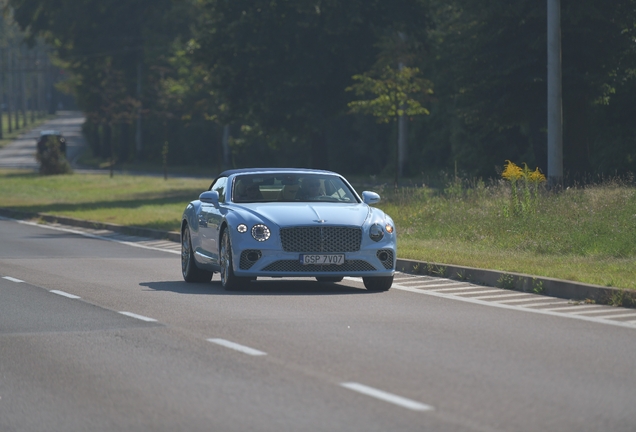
[181,168,396,291]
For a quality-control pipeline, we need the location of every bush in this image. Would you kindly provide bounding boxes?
[36,136,73,175]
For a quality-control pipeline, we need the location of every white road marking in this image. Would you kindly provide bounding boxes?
[392,284,636,329]
[207,338,267,356]
[417,283,473,290]
[452,289,505,296]
[119,311,158,322]
[599,312,636,319]
[496,297,546,304]
[542,305,602,312]
[520,301,571,307]
[50,290,81,299]
[570,308,636,316]
[469,292,534,300]
[340,382,434,412]
[2,276,24,283]
[2,276,23,283]
[399,280,465,287]
[429,285,484,292]
[11,219,180,255]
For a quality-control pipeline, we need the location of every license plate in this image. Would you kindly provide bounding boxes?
[300,254,345,265]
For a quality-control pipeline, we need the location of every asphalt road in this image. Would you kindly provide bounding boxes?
[1,218,636,432]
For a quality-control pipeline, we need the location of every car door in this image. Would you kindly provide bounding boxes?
[199,177,227,264]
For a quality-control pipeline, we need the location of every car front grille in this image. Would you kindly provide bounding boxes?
[280,227,362,252]
[262,260,376,273]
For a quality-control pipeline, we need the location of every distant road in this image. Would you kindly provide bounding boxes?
[0,111,86,170]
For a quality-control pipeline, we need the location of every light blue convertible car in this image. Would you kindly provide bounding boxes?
[181,168,396,291]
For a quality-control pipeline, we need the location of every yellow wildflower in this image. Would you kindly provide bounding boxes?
[502,160,523,181]
[529,167,546,183]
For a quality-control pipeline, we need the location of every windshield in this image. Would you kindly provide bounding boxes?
[232,173,359,203]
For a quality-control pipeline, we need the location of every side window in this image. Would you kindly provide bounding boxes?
[211,177,228,203]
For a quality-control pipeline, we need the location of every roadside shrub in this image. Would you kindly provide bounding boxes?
[36,136,73,175]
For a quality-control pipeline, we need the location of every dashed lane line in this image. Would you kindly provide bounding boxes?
[340,382,433,412]
[119,311,158,322]
[2,276,24,283]
[207,338,267,356]
[50,290,81,299]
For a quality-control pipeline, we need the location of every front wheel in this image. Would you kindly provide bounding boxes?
[362,276,393,292]
[220,229,250,290]
[181,224,213,283]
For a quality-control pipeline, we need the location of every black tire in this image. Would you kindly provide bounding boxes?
[220,229,250,290]
[362,275,393,292]
[315,277,344,283]
[181,224,213,283]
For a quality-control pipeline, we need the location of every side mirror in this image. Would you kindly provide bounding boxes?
[362,191,381,205]
[199,191,220,207]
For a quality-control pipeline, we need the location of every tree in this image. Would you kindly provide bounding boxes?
[193,0,432,169]
[347,65,433,185]
[431,0,636,178]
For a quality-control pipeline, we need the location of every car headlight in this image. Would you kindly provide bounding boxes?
[251,224,271,241]
[369,223,384,242]
[237,224,248,233]
[385,223,394,234]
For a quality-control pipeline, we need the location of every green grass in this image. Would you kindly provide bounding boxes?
[1,168,635,289]
[0,170,208,231]
[376,179,636,289]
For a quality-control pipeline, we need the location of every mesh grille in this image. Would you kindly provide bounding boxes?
[377,249,395,270]
[280,227,362,252]
[239,250,262,270]
[262,260,376,273]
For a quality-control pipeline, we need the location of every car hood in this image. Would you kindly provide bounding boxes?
[233,202,371,227]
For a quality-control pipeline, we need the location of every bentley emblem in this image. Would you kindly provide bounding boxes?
[314,219,327,223]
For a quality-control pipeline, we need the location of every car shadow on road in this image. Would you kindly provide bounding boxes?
[140,278,372,296]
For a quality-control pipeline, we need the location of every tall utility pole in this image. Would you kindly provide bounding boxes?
[397,32,408,181]
[547,0,563,187]
[135,57,143,161]
[397,62,408,179]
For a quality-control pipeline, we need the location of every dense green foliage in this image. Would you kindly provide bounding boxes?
[7,0,636,179]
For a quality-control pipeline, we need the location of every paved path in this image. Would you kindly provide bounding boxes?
[0,111,86,170]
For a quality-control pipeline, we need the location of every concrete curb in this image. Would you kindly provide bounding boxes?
[2,206,634,308]
[396,258,635,308]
